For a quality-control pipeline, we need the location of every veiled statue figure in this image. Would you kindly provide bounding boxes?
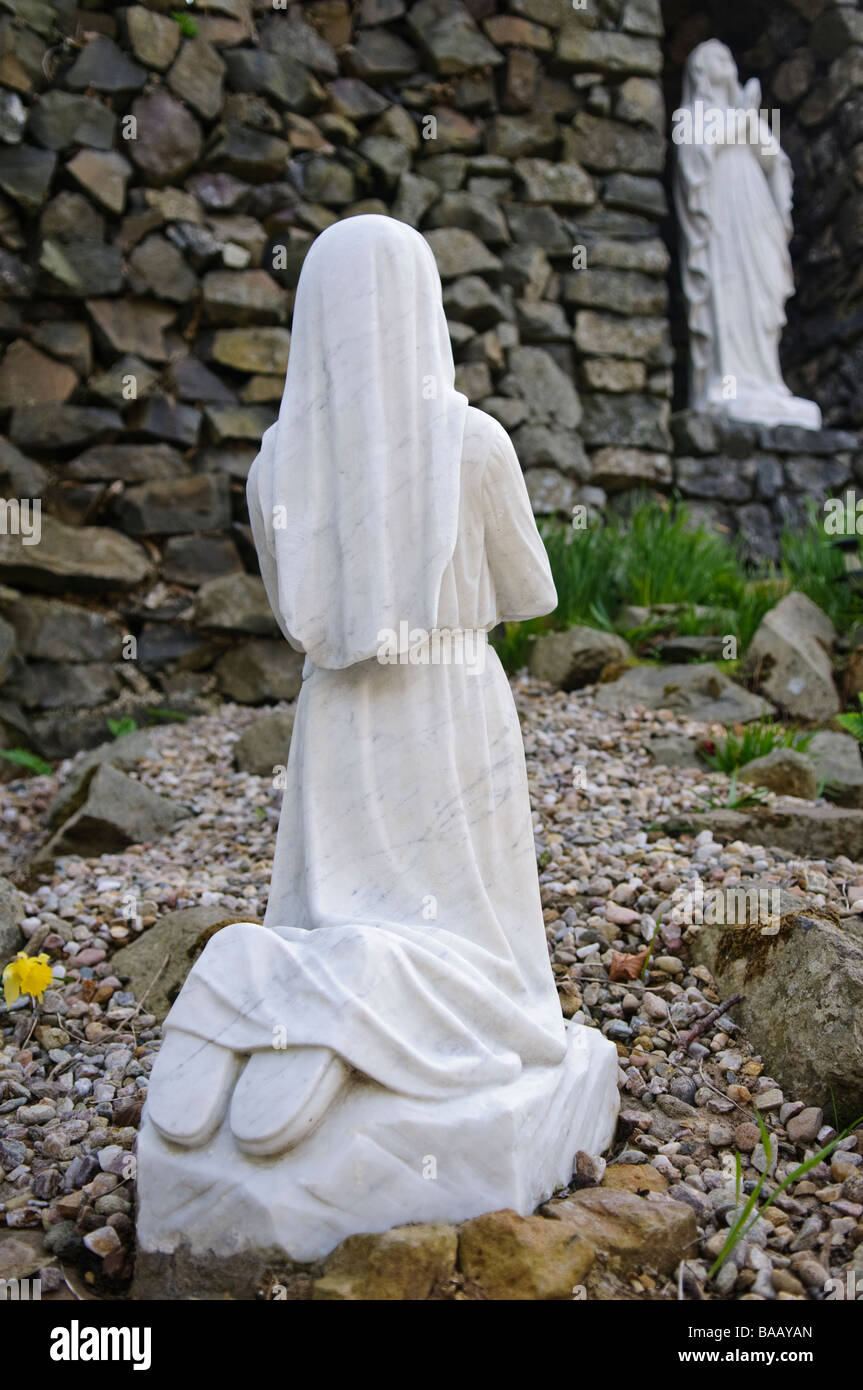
[135,215,619,1282]
[674,39,821,429]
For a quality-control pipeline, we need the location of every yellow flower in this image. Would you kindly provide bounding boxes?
[2,952,53,1007]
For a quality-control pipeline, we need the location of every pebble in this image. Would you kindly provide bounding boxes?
[0,686,859,1301]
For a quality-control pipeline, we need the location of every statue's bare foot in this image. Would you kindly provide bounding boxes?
[229,1046,349,1156]
[147,1030,240,1148]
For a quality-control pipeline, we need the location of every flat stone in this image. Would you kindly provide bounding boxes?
[194,572,280,636]
[40,190,105,243]
[114,474,230,536]
[65,442,190,484]
[7,660,120,711]
[692,801,863,863]
[168,38,226,120]
[746,592,839,721]
[28,91,116,151]
[458,1208,595,1300]
[530,626,632,690]
[567,113,664,174]
[1,594,123,663]
[595,662,774,724]
[209,327,291,375]
[0,514,151,593]
[39,239,125,298]
[739,748,818,801]
[215,640,304,704]
[592,447,672,492]
[86,298,175,362]
[204,404,275,443]
[10,403,121,452]
[0,875,24,961]
[0,144,55,210]
[557,24,662,75]
[314,1223,458,1300]
[580,393,670,451]
[692,903,863,1118]
[162,535,243,588]
[423,228,501,279]
[546,1188,696,1277]
[807,730,863,809]
[486,112,559,159]
[233,710,295,776]
[223,49,322,114]
[45,728,158,830]
[65,35,147,93]
[406,0,503,76]
[124,5,181,71]
[39,763,189,864]
[0,340,77,408]
[128,236,198,303]
[201,269,286,325]
[499,347,581,428]
[65,148,130,214]
[129,89,203,186]
[523,467,575,514]
[575,310,670,364]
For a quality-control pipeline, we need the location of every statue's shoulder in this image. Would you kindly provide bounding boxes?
[462,405,510,467]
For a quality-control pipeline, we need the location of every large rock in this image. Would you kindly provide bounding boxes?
[691,897,863,1118]
[113,475,231,536]
[0,340,77,408]
[686,801,863,862]
[39,763,190,863]
[499,347,581,428]
[0,876,24,962]
[0,515,151,594]
[807,730,863,808]
[595,663,774,724]
[194,573,280,636]
[111,906,248,1021]
[128,89,202,186]
[65,35,147,93]
[233,711,295,776]
[458,1209,595,1300]
[738,748,818,801]
[46,729,158,830]
[406,0,503,76]
[529,626,632,690]
[544,1189,697,1289]
[313,1223,458,1300]
[215,641,304,704]
[746,592,840,721]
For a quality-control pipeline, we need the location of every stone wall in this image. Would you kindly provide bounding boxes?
[0,0,860,755]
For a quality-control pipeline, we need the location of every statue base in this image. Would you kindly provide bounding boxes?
[133,1023,619,1298]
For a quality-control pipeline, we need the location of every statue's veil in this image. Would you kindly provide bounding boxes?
[247,214,469,669]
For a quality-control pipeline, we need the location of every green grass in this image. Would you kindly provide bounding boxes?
[697,717,813,774]
[0,747,52,776]
[780,500,863,633]
[836,694,863,744]
[493,494,863,673]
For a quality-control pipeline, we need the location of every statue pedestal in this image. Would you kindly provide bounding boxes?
[133,1022,619,1299]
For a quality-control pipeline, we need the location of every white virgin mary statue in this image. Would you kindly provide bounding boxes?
[136,215,619,1276]
[674,39,821,430]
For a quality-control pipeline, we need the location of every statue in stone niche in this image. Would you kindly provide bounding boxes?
[136,215,619,1279]
[673,39,822,429]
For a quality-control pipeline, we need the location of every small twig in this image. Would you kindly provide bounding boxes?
[678,993,744,1053]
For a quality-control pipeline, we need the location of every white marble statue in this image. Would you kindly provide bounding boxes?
[136,215,619,1270]
[673,39,821,429]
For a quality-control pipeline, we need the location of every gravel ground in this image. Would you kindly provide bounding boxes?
[1,678,862,1300]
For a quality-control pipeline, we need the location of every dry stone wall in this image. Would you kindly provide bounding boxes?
[0,0,859,752]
